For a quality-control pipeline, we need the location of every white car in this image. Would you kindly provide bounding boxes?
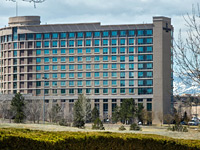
[188,120,199,126]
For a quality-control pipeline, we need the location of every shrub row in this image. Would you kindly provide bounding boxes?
[0,128,199,150]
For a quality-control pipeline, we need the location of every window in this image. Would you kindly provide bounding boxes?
[78,89,82,94]
[129,80,134,86]
[78,72,83,78]
[120,64,125,70]
[129,38,134,45]
[44,81,49,86]
[86,56,91,61]
[36,74,41,79]
[77,32,83,38]
[77,64,83,70]
[129,55,134,61]
[69,40,74,47]
[103,31,109,37]
[13,50,17,57]
[36,33,42,39]
[129,47,134,53]
[111,55,117,61]
[86,80,91,86]
[138,38,144,44]
[111,47,117,54]
[13,42,17,49]
[120,55,125,62]
[94,48,100,53]
[36,41,41,48]
[44,41,49,47]
[61,65,66,70]
[86,72,91,78]
[94,88,99,94]
[103,48,108,54]
[120,80,125,86]
[112,64,117,69]
[61,89,66,94]
[86,32,92,38]
[52,57,57,62]
[103,64,108,69]
[69,48,74,54]
[103,88,108,94]
[52,65,58,70]
[44,73,49,79]
[103,56,108,61]
[111,39,117,45]
[120,72,125,78]
[69,89,74,94]
[44,57,49,63]
[44,33,50,39]
[86,39,91,46]
[78,56,83,62]
[36,49,41,55]
[36,58,41,63]
[60,81,66,86]
[86,88,91,94]
[94,64,100,69]
[147,63,153,69]
[94,32,100,37]
[138,88,153,95]
[95,80,100,86]
[147,46,153,52]
[94,39,99,46]
[147,38,153,44]
[61,73,66,78]
[52,49,57,54]
[86,64,91,70]
[103,72,108,77]
[129,64,134,70]
[69,56,74,62]
[112,72,117,77]
[52,81,57,86]
[138,30,144,36]
[69,81,74,86]
[52,73,58,78]
[120,39,125,45]
[146,29,153,36]
[69,73,74,78]
[103,80,108,86]
[120,31,126,37]
[129,30,135,37]
[36,81,41,87]
[77,40,82,46]
[61,49,66,54]
[112,88,117,94]
[86,48,91,53]
[61,57,66,62]
[52,41,57,47]
[120,47,125,53]
[129,88,134,94]
[103,39,108,46]
[36,66,41,71]
[77,80,83,86]
[129,72,134,78]
[94,72,100,77]
[44,49,49,54]
[111,31,117,37]
[112,80,117,86]
[60,33,66,39]
[147,103,152,111]
[120,88,125,94]
[94,56,100,61]
[69,32,75,38]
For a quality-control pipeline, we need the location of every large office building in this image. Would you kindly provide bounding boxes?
[0,16,173,123]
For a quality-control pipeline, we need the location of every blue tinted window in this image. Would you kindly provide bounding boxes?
[146,29,153,36]
[94,39,99,46]
[129,47,134,53]
[112,80,117,86]
[52,65,58,70]
[94,64,100,69]
[129,55,134,61]
[77,32,83,38]
[111,31,117,37]
[78,64,83,70]
[146,38,153,44]
[36,66,41,71]
[147,63,153,69]
[94,72,100,77]
[69,73,74,78]
[94,48,100,53]
[120,64,125,70]
[129,30,135,36]
[44,49,49,54]
[69,57,74,62]
[129,88,134,93]
[147,71,153,77]
[112,64,117,69]
[44,65,49,70]
[61,41,66,47]
[112,72,117,77]
[86,56,91,61]
[27,34,34,40]
[120,47,125,53]
[44,57,49,62]
[36,74,41,79]
[61,73,66,78]
[120,39,125,45]
[129,64,134,70]
[86,72,91,78]
[36,41,41,48]
[77,40,82,46]
[86,81,91,86]
[120,31,126,37]
[86,64,91,69]
[86,48,91,53]
[60,33,66,39]
[147,46,153,52]
[69,40,74,47]
[103,39,108,45]
[52,81,57,86]
[86,39,91,46]
[138,72,144,78]
[86,32,92,38]
[120,72,125,78]
[138,30,144,36]
[103,72,108,77]
[44,41,49,47]
[78,73,83,78]
[60,57,66,62]
[129,38,134,45]
[52,73,58,78]
[44,33,50,39]
[103,31,109,37]
[111,39,117,45]
[95,80,100,86]
[129,72,134,78]
[94,56,100,61]
[36,34,42,39]
[13,42,17,49]
[112,55,117,61]
[138,39,144,44]
[78,56,82,62]
[112,88,117,94]
[103,80,108,86]
[103,64,108,69]
[103,56,108,61]
[52,49,57,54]
[69,33,75,38]
[129,80,134,86]
[61,49,66,54]
[36,58,41,63]
[69,48,74,54]
[44,73,49,79]
[146,55,153,61]
[77,48,82,54]
[94,32,100,37]
[60,81,66,86]
[61,65,66,70]
[120,56,125,62]
[13,50,17,57]
[120,80,125,86]
[69,81,74,86]
[77,80,83,86]
[52,57,57,62]
[111,47,117,54]
[69,64,74,70]
[52,33,58,39]
[36,50,41,55]
[103,48,108,54]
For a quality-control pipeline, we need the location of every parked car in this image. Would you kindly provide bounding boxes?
[188,120,199,126]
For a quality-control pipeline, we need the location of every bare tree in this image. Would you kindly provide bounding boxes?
[48,103,62,123]
[164,114,174,126]
[25,100,42,124]
[157,112,163,126]
[174,4,200,87]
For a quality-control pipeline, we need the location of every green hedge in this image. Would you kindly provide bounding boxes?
[0,128,199,150]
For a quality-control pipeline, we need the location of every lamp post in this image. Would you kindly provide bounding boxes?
[42,77,47,124]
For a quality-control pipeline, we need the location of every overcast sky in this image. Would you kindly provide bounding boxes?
[0,0,199,39]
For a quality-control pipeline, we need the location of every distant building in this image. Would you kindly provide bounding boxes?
[0,16,173,123]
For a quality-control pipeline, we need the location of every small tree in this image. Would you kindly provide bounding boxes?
[137,104,145,124]
[92,118,104,130]
[112,106,120,123]
[91,107,99,122]
[73,99,85,128]
[11,92,26,123]
[164,114,173,126]
[48,104,62,123]
[157,112,163,126]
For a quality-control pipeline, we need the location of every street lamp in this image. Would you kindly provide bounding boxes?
[42,77,47,124]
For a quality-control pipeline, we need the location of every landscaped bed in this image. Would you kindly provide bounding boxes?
[0,128,200,150]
